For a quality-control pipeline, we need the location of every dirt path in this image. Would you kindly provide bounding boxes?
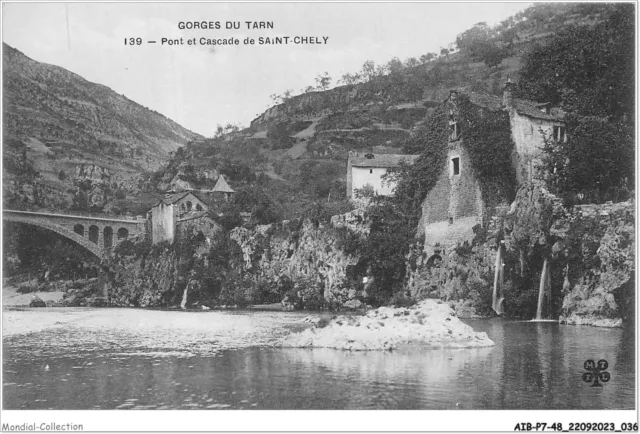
[284,140,308,159]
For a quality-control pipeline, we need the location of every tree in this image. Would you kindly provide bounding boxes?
[375,64,388,77]
[455,21,495,60]
[404,57,419,68]
[315,71,332,91]
[500,26,520,48]
[269,93,282,105]
[419,53,436,64]
[281,89,293,101]
[233,187,281,225]
[478,43,508,69]
[517,4,634,120]
[386,57,404,75]
[354,200,413,305]
[338,72,362,86]
[538,115,633,204]
[361,60,376,82]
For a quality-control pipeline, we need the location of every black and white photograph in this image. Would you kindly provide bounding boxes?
[1,1,637,431]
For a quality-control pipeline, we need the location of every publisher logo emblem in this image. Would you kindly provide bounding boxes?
[582,359,610,387]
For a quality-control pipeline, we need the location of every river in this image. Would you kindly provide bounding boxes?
[2,307,635,410]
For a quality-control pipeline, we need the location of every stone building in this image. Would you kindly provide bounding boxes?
[420,81,565,259]
[502,79,566,184]
[176,211,221,243]
[346,152,419,200]
[211,174,235,202]
[167,172,196,193]
[149,191,209,244]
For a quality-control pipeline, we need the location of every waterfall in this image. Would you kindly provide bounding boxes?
[180,284,189,310]
[492,243,505,315]
[536,258,550,320]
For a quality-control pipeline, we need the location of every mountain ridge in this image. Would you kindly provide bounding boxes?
[3,42,202,214]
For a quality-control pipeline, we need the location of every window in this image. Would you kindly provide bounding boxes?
[553,126,566,142]
[364,153,375,159]
[369,169,373,174]
[525,124,533,136]
[452,157,460,175]
[449,122,460,140]
[449,217,454,225]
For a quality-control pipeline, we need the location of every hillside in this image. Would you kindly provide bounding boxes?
[3,43,201,213]
[152,3,614,220]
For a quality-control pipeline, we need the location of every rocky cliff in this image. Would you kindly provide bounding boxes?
[99,211,368,309]
[230,211,368,308]
[408,182,635,327]
[552,201,634,327]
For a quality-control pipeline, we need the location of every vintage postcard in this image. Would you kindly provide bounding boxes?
[1,2,636,431]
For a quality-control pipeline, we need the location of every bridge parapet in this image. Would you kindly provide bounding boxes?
[3,209,147,257]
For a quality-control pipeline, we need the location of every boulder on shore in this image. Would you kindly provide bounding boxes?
[281,299,495,351]
[29,295,47,308]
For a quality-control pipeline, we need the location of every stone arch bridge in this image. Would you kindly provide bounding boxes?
[3,210,147,257]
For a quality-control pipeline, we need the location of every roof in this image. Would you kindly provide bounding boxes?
[350,153,420,168]
[176,211,214,223]
[512,99,565,121]
[159,192,190,205]
[212,175,235,193]
[463,91,565,121]
[155,191,205,207]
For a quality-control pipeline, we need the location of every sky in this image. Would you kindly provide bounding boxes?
[3,2,531,137]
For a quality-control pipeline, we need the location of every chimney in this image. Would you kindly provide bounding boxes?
[503,76,514,110]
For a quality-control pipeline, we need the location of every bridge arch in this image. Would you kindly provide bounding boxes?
[4,210,146,259]
[3,216,102,257]
[89,225,99,244]
[104,226,113,249]
[117,227,129,240]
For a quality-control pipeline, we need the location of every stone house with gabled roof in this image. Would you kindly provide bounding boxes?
[346,152,420,200]
[419,80,566,260]
[167,172,196,193]
[149,191,210,244]
[464,79,566,184]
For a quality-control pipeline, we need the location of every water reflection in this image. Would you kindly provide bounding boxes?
[3,312,635,410]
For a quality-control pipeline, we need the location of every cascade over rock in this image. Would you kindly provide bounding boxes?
[407,182,634,326]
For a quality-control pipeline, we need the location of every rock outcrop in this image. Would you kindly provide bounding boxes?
[281,299,495,351]
[29,295,47,307]
[552,201,634,327]
[407,182,634,327]
[98,210,368,309]
[102,244,184,307]
[230,211,368,306]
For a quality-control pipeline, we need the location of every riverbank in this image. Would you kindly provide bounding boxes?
[2,284,66,308]
[281,299,495,351]
[1,307,319,353]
